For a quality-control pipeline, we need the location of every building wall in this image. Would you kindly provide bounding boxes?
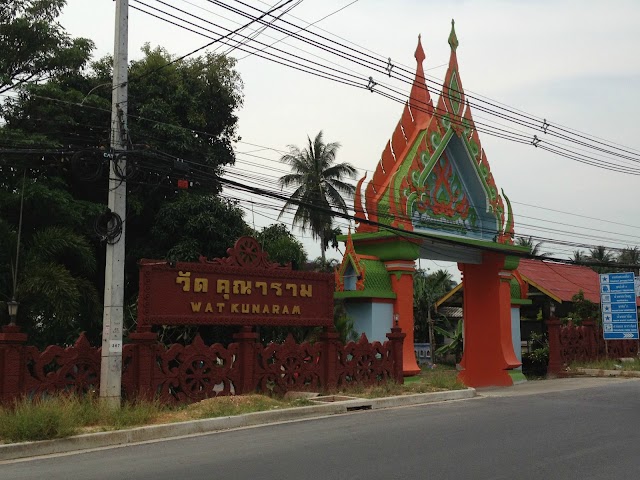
[346,301,393,343]
[511,306,523,369]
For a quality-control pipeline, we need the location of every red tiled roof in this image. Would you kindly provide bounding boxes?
[435,259,638,307]
[518,259,600,303]
[518,259,639,305]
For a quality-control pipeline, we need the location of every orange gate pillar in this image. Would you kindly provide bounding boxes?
[385,260,421,376]
[458,252,521,387]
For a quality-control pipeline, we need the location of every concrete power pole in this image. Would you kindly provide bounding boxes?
[100,0,128,408]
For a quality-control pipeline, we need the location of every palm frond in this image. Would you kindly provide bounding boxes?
[323,163,356,181]
[327,177,356,196]
[27,226,96,275]
[323,183,349,214]
[19,261,82,321]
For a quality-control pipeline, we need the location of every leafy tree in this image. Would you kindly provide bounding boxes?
[149,193,248,263]
[143,193,248,347]
[278,131,356,263]
[522,331,548,377]
[0,37,245,343]
[308,257,340,273]
[434,318,463,363]
[566,290,599,325]
[1,43,243,173]
[516,236,550,258]
[254,223,307,269]
[0,178,102,345]
[334,300,358,343]
[0,0,94,94]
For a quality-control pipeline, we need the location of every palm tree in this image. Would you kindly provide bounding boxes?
[587,245,613,274]
[278,131,356,263]
[0,222,100,345]
[572,250,587,263]
[617,247,640,275]
[516,236,551,258]
[413,268,456,356]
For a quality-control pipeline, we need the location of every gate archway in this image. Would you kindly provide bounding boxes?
[334,22,529,387]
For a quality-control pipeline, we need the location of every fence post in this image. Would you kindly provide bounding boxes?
[233,326,258,395]
[0,325,28,404]
[320,327,339,392]
[127,328,158,400]
[546,317,563,376]
[386,326,406,384]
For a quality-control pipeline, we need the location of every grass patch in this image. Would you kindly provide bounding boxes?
[419,369,466,391]
[0,394,313,444]
[188,394,312,420]
[335,365,466,398]
[570,357,640,372]
[0,396,77,442]
[0,395,168,443]
[0,367,465,444]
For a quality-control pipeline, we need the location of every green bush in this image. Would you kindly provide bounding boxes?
[522,332,549,377]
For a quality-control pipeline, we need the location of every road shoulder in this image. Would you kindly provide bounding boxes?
[0,388,475,462]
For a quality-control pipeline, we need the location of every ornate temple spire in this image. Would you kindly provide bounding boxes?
[439,18,465,133]
[408,34,432,124]
[448,19,459,52]
[415,34,426,64]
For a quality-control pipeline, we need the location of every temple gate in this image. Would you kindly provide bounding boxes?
[335,21,529,387]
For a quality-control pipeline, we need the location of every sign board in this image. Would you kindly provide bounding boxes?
[414,343,432,365]
[138,237,335,328]
[599,272,639,340]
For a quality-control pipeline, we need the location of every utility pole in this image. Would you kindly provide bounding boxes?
[100,0,128,408]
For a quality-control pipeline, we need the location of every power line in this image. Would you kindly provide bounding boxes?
[129,2,368,90]
[127,2,640,175]
[8,3,640,176]
[209,0,640,167]
[158,150,640,257]
[220,0,303,57]
[3,87,640,244]
[6,76,640,246]
[2,88,636,251]
[3,141,638,263]
[121,0,297,89]
[236,0,360,62]
[8,0,640,166]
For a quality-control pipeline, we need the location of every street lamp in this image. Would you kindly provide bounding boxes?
[393,312,399,327]
[7,298,19,326]
[9,171,25,329]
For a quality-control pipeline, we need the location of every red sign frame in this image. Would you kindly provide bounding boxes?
[137,237,334,328]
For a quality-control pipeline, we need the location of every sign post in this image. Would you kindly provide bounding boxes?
[599,272,639,340]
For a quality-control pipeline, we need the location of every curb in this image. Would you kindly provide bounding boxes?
[574,368,640,378]
[0,388,475,461]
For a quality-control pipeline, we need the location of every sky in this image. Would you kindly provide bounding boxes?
[59,0,640,281]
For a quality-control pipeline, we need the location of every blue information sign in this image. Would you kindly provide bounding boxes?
[600,273,639,340]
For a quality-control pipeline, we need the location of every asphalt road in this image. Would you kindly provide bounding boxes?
[2,379,639,479]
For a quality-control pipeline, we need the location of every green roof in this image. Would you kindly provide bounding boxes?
[334,258,396,299]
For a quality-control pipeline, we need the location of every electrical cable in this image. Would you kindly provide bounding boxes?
[229,0,640,160]
[119,0,298,91]
[126,4,640,174]
[2,86,636,249]
[5,143,634,265]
